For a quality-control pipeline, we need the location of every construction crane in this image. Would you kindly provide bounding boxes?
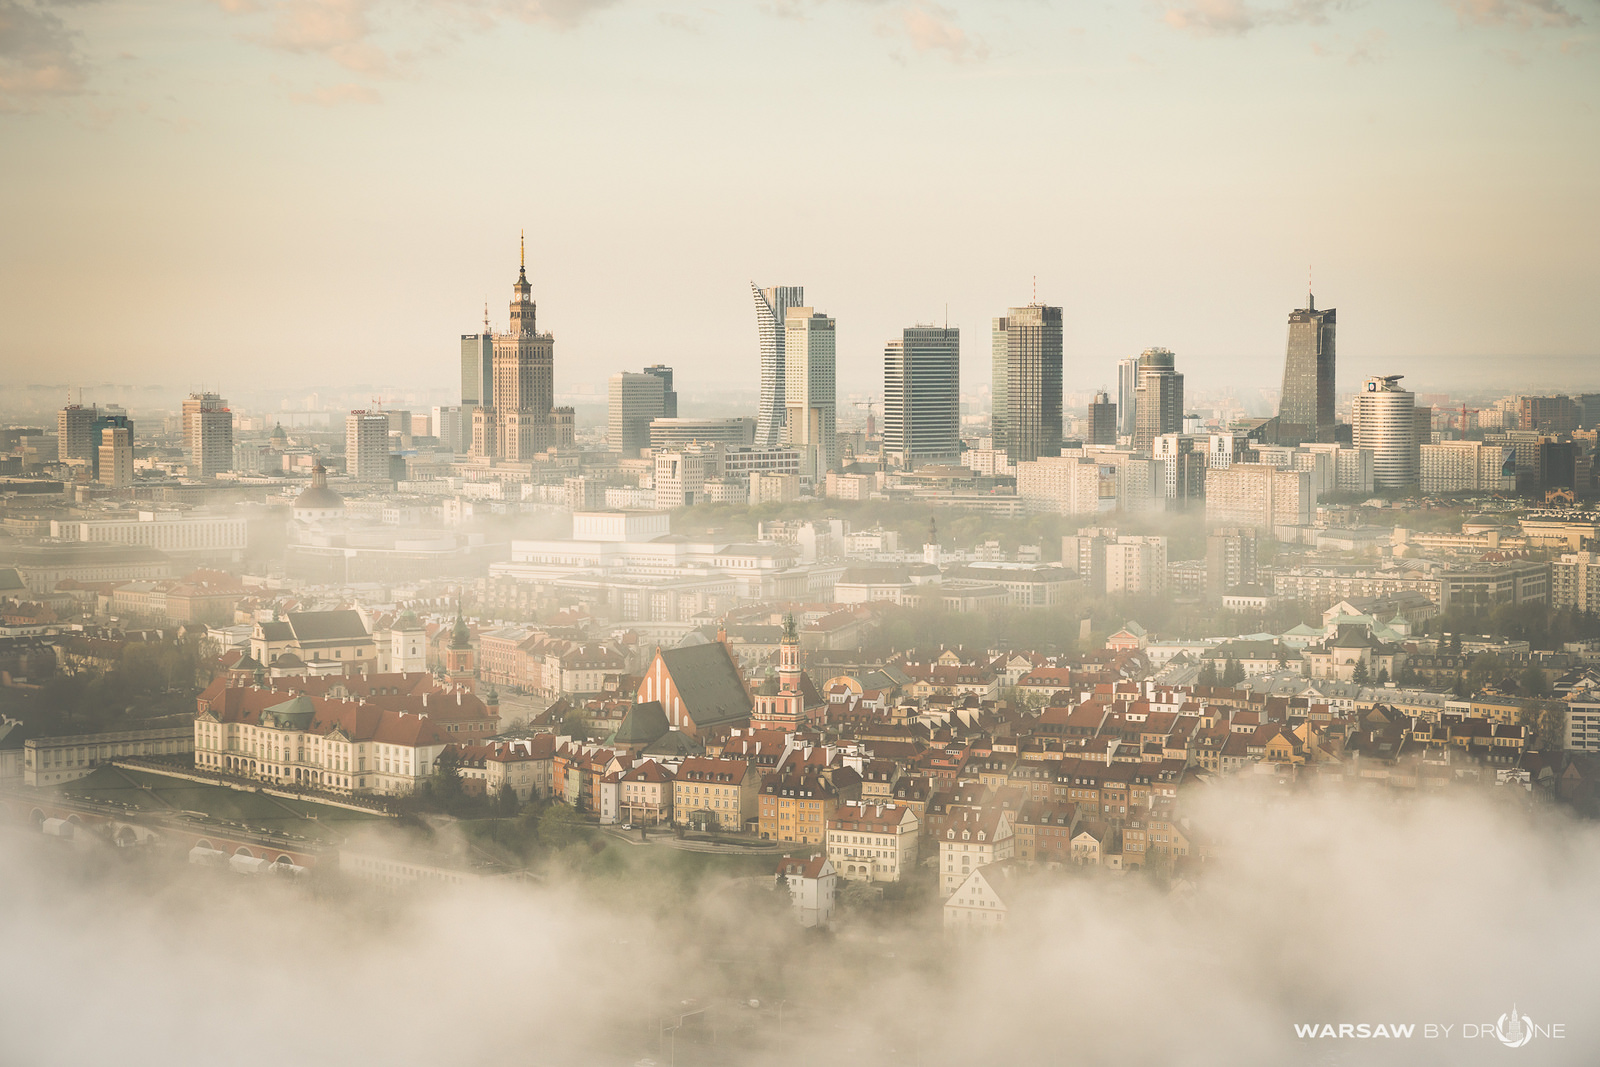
[852,396,877,437]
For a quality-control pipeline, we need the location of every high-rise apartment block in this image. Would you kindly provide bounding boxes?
[432,405,469,453]
[992,304,1063,464]
[1089,391,1117,446]
[346,410,392,483]
[471,238,574,461]
[1133,348,1184,454]
[643,365,678,419]
[1419,441,1515,494]
[654,443,724,509]
[1205,463,1312,531]
[609,371,668,456]
[754,284,804,450]
[1060,528,1165,595]
[1552,552,1600,613]
[1352,375,1417,489]
[784,306,837,479]
[1206,527,1259,598]
[1104,535,1167,597]
[97,426,133,488]
[57,404,97,467]
[182,392,233,479]
[1277,294,1336,445]
[1519,395,1579,433]
[883,325,960,470]
[1151,434,1207,509]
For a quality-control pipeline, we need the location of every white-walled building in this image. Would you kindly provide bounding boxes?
[826,801,920,883]
[1420,440,1516,494]
[51,511,248,562]
[775,853,837,927]
[939,808,1015,898]
[194,693,449,796]
[1205,463,1313,530]
[1352,375,1417,489]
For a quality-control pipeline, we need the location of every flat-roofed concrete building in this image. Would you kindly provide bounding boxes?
[1205,463,1312,531]
[648,416,756,452]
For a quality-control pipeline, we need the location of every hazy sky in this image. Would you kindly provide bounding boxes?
[2,0,1597,404]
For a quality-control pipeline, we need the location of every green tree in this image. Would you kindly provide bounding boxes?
[494,782,521,818]
[1519,666,1551,698]
[1222,657,1244,687]
[1352,660,1370,686]
[429,747,463,802]
[1518,700,1567,752]
[1198,659,1219,687]
[538,802,584,849]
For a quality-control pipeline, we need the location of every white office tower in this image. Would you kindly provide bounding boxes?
[1352,375,1417,488]
[346,410,392,483]
[883,326,960,470]
[608,371,667,456]
[784,306,837,480]
[753,284,805,449]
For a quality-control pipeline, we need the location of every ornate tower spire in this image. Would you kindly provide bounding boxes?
[510,231,534,334]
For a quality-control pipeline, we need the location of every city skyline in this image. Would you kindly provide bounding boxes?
[3,3,1596,397]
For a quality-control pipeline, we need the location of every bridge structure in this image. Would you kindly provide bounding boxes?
[0,767,339,874]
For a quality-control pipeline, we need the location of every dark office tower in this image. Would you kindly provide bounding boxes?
[643,365,677,419]
[1277,293,1336,445]
[753,284,804,450]
[1539,440,1576,492]
[883,325,960,470]
[461,334,492,409]
[1089,391,1117,446]
[991,303,1063,463]
[1133,348,1184,454]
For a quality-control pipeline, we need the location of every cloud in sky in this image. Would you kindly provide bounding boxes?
[1161,0,1348,36]
[290,79,382,104]
[892,1,986,62]
[0,0,89,107]
[1448,0,1583,27]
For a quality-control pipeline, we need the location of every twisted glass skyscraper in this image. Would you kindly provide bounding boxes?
[753,284,804,449]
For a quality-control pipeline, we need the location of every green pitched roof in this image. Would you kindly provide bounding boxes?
[610,701,671,746]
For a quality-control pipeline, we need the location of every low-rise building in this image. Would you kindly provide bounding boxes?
[774,853,837,927]
[672,756,757,832]
[24,727,193,787]
[938,807,1015,898]
[825,801,919,883]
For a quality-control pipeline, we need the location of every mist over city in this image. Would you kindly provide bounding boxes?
[3,1,1599,1065]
